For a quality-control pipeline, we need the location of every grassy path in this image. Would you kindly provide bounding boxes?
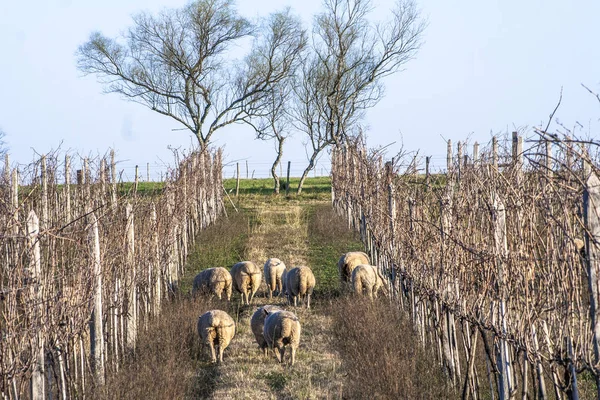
[206,200,353,399]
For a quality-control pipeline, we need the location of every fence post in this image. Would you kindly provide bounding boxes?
[27,210,45,400]
[492,137,498,170]
[125,203,137,351]
[111,150,117,207]
[134,165,139,194]
[473,142,479,166]
[41,156,48,231]
[3,153,8,183]
[447,139,453,172]
[236,162,240,197]
[493,194,513,400]
[11,170,18,236]
[583,161,600,398]
[88,211,105,385]
[151,203,161,316]
[64,156,71,223]
[147,163,150,182]
[286,161,291,197]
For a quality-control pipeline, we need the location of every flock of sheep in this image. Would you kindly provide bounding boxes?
[193,251,387,365]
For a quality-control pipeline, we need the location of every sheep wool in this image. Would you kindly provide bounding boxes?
[192,267,233,301]
[285,266,316,309]
[351,264,387,299]
[337,251,370,284]
[263,310,301,366]
[230,261,262,305]
[263,258,287,299]
[250,305,282,355]
[197,310,236,363]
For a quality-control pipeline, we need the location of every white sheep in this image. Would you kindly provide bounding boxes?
[250,305,282,355]
[263,258,287,298]
[285,266,316,309]
[192,267,233,301]
[230,261,262,305]
[351,264,388,299]
[197,309,236,363]
[337,251,370,284]
[263,310,301,365]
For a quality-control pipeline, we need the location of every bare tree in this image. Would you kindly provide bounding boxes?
[292,0,425,193]
[243,10,306,193]
[77,0,306,152]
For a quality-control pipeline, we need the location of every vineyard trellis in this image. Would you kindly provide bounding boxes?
[332,133,600,399]
[0,148,224,399]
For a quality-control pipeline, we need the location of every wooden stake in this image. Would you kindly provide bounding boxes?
[88,211,105,385]
[125,203,137,351]
[583,162,600,398]
[27,210,45,400]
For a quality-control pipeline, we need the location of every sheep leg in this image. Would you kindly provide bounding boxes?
[279,345,286,364]
[293,296,297,307]
[208,341,217,363]
[291,346,296,366]
[274,344,283,363]
[307,293,311,309]
[218,345,224,363]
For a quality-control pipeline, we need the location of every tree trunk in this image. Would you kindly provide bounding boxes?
[272,137,285,194]
[296,150,319,195]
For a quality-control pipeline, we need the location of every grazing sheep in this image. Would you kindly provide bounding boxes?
[197,310,236,363]
[250,305,282,355]
[192,267,233,301]
[351,264,388,299]
[230,261,262,305]
[264,258,287,298]
[285,266,316,309]
[263,310,301,365]
[338,251,370,284]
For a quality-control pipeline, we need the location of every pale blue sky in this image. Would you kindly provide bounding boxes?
[1,0,598,179]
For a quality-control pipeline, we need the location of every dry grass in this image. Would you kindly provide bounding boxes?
[327,296,453,399]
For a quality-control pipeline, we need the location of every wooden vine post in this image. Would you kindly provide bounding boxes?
[27,210,45,400]
[151,203,161,316]
[65,155,71,221]
[583,161,600,399]
[125,203,137,351]
[493,194,513,400]
[88,211,105,385]
[111,149,117,208]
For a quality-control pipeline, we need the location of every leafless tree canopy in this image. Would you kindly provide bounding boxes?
[77,0,305,151]
[293,0,425,193]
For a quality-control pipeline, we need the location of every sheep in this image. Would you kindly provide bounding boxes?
[250,305,282,355]
[264,258,287,298]
[281,268,289,297]
[197,310,236,363]
[338,251,370,284]
[230,261,262,305]
[192,267,232,301]
[285,266,316,309]
[351,264,388,299]
[263,310,301,366]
